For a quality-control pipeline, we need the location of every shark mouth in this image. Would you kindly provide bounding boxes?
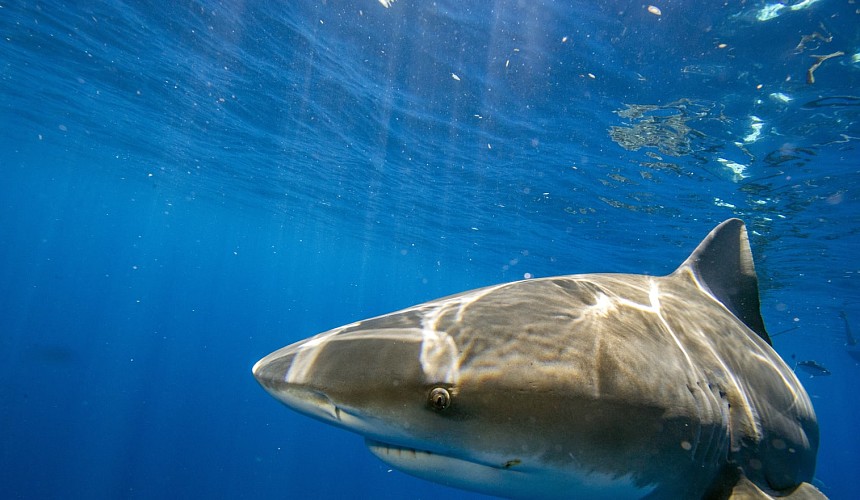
[365,439,540,498]
[364,439,657,499]
[365,438,524,472]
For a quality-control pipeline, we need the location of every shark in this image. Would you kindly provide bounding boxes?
[253,219,824,499]
[793,358,832,378]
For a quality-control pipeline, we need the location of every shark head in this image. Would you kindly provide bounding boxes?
[252,308,644,497]
[253,219,821,499]
[252,292,667,497]
[251,317,463,455]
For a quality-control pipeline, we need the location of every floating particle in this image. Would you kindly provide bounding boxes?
[717,158,749,181]
[451,73,461,81]
[756,3,784,21]
[647,5,662,16]
[743,116,764,143]
[587,73,596,79]
[794,29,832,54]
[717,43,727,49]
[562,36,568,43]
[806,51,844,84]
[769,92,792,103]
[714,197,736,209]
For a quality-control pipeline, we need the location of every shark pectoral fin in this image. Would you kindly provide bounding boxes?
[726,476,827,500]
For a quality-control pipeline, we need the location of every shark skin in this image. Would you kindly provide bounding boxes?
[253,219,824,499]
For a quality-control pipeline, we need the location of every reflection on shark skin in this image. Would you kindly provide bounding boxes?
[253,219,824,499]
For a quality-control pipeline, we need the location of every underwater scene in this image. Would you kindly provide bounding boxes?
[1,1,858,498]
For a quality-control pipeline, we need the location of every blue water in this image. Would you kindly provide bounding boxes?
[1,1,857,498]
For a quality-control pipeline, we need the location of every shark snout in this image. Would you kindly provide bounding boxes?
[252,344,347,423]
[251,346,291,392]
[252,324,448,430]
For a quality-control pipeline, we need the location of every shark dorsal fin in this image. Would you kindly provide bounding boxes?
[672,219,771,345]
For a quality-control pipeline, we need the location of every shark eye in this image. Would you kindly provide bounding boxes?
[428,387,451,411]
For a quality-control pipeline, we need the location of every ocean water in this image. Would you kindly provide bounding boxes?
[1,0,857,498]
